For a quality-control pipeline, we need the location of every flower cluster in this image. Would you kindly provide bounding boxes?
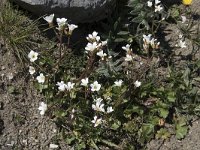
[28,50,46,84]
[43,14,78,35]
[56,81,75,91]
[91,97,114,127]
[143,34,160,51]
[114,79,123,87]
[147,0,163,12]
[122,44,134,62]
[85,31,107,60]
[28,50,48,115]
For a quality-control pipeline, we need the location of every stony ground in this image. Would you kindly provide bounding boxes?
[0,0,199,150]
[0,48,59,149]
[148,0,200,149]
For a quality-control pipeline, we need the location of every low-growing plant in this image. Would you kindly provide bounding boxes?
[2,0,199,149]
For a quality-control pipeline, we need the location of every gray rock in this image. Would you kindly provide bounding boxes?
[11,0,116,23]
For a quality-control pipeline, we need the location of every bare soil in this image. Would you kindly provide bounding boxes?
[0,46,60,149]
[0,0,199,150]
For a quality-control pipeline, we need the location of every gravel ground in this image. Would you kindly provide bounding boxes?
[0,48,58,149]
[148,0,200,149]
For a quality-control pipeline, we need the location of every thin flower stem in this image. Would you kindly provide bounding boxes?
[75,52,96,83]
[59,32,63,61]
[53,33,71,70]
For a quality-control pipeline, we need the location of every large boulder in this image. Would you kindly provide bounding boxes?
[11,0,116,23]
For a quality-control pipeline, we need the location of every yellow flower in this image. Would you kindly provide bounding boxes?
[182,0,193,5]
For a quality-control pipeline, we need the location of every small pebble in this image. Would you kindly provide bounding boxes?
[50,143,59,149]
[6,141,15,146]
[7,73,13,80]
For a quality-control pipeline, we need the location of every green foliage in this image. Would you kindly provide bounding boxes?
[0,1,39,63]
[30,0,199,149]
[3,0,200,149]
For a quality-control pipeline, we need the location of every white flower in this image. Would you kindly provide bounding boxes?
[85,42,98,52]
[101,40,108,46]
[56,81,66,91]
[155,0,161,5]
[29,66,35,75]
[150,38,156,47]
[179,34,183,39]
[125,54,133,62]
[92,98,105,112]
[90,81,101,92]
[56,18,67,30]
[150,38,160,49]
[114,79,123,87]
[68,24,78,34]
[49,144,59,149]
[91,116,102,127]
[181,16,187,23]
[134,80,141,87]
[28,50,38,62]
[70,108,76,119]
[38,102,47,115]
[107,106,114,113]
[155,5,163,12]
[122,44,132,52]
[43,14,54,24]
[65,82,75,91]
[147,1,153,7]
[81,78,89,86]
[96,50,107,58]
[143,34,152,44]
[179,40,187,48]
[87,31,100,42]
[36,73,45,83]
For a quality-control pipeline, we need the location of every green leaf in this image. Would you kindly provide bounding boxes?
[123,120,138,133]
[101,139,120,149]
[159,108,169,119]
[117,31,130,35]
[66,136,75,144]
[111,121,121,130]
[194,77,200,82]
[38,84,48,92]
[131,15,143,23]
[183,68,190,87]
[124,106,144,116]
[70,91,76,99]
[156,128,171,140]
[77,142,86,150]
[114,38,126,42]
[7,86,16,94]
[167,91,176,102]
[54,110,67,118]
[138,123,155,144]
[170,7,180,18]
[175,116,188,139]
[176,125,188,139]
